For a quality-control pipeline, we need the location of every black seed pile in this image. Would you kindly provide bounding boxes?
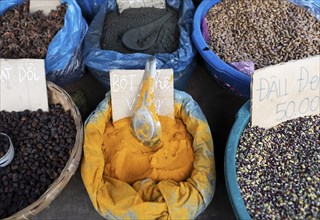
[205,0,320,69]
[0,1,66,59]
[0,104,76,218]
[0,135,10,158]
[101,7,179,54]
[236,115,320,219]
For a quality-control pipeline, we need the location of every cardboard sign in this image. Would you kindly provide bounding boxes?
[251,55,320,129]
[117,0,166,13]
[110,69,174,122]
[0,59,49,112]
[29,0,60,15]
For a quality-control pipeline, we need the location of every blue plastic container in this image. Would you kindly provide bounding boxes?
[192,0,319,98]
[192,0,251,97]
[225,101,251,219]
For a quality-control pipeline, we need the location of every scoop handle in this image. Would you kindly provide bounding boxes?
[152,11,175,30]
[144,57,156,84]
[139,57,156,106]
[122,11,175,51]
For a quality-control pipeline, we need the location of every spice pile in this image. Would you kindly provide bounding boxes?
[0,104,76,218]
[102,116,194,184]
[236,114,320,219]
[101,7,179,54]
[0,135,10,158]
[0,1,66,59]
[205,0,320,69]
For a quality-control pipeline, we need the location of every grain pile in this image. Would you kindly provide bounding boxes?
[236,115,320,219]
[205,0,320,69]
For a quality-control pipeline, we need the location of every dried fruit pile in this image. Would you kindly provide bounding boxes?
[206,0,320,69]
[0,1,66,59]
[237,114,320,219]
[0,104,76,218]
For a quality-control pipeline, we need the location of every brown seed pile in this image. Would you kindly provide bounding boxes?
[205,0,320,69]
[0,104,76,218]
[0,1,66,59]
[236,114,320,219]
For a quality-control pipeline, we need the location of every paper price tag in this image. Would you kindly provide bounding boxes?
[251,55,320,129]
[117,0,166,13]
[110,69,174,122]
[0,59,49,112]
[29,0,60,15]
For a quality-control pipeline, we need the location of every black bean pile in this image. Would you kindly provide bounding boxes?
[206,0,320,69]
[0,1,66,59]
[101,7,179,54]
[0,135,10,158]
[0,104,76,218]
[236,115,320,219]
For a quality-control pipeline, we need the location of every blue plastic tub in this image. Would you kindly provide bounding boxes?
[225,100,251,219]
[192,0,319,98]
[192,0,251,97]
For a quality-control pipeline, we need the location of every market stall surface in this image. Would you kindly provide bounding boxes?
[33,57,246,220]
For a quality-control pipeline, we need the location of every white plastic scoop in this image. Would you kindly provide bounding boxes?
[130,57,162,147]
[0,133,14,167]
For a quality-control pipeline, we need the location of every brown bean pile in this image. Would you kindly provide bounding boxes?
[205,0,320,69]
[0,1,66,59]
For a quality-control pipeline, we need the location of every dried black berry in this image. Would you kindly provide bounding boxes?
[0,104,76,218]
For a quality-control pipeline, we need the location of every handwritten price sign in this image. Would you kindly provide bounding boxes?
[29,0,60,15]
[0,59,48,112]
[110,69,174,122]
[251,55,320,129]
[117,0,166,13]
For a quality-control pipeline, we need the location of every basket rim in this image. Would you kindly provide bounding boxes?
[4,81,84,220]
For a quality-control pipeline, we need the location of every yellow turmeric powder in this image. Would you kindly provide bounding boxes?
[102,116,194,184]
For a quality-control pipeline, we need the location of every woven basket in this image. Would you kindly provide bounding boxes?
[3,81,83,220]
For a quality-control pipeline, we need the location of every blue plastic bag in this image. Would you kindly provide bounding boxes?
[0,0,88,86]
[289,0,320,20]
[84,0,197,91]
[0,0,24,14]
[75,0,106,21]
